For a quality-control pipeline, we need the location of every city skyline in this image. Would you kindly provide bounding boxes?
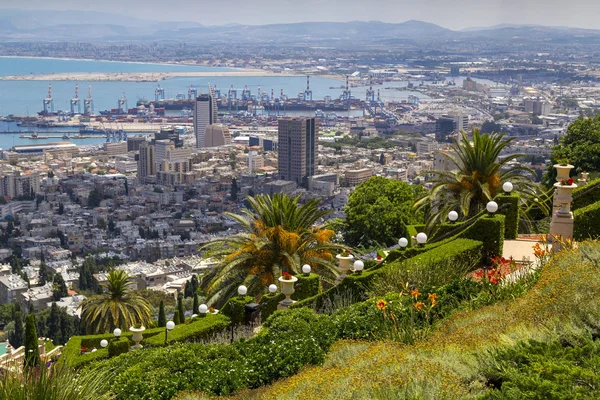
[1,1,600,31]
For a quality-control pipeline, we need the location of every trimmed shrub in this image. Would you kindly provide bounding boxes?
[574,200,600,240]
[495,193,519,239]
[259,292,285,321]
[221,296,253,325]
[61,314,230,368]
[293,238,483,311]
[292,273,321,301]
[572,178,600,210]
[107,337,129,358]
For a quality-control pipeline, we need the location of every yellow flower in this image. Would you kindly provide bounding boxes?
[414,302,425,311]
[376,299,387,311]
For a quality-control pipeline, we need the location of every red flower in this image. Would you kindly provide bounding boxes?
[281,272,292,280]
[490,277,499,285]
[376,255,382,261]
[567,178,574,185]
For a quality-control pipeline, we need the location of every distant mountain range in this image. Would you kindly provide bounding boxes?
[1,9,600,45]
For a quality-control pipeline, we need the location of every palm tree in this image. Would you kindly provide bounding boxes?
[415,129,547,228]
[79,269,152,334]
[200,194,344,305]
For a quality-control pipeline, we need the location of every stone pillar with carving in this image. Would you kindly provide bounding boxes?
[550,164,576,251]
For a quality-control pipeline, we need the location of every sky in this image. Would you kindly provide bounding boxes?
[2,0,600,31]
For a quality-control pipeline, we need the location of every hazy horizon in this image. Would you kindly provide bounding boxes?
[1,1,600,31]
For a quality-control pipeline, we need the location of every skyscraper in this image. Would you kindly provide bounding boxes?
[137,141,156,182]
[277,117,317,186]
[204,124,232,147]
[194,87,217,148]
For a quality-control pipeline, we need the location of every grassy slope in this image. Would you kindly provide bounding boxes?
[218,242,600,400]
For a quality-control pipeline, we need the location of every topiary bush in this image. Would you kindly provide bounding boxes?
[574,200,600,240]
[108,337,130,358]
[258,292,285,321]
[292,273,321,301]
[221,296,254,325]
[572,178,600,210]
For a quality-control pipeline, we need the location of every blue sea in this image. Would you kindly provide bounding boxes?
[0,57,436,149]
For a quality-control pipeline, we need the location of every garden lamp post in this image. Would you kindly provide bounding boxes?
[448,211,458,223]
[238,285,247,297]
[302,264,311,276]
[398,237,408,249]
[198,303,208,317]
[100,339,108,348]
[164,320,175,345]
[268,284,278,294]
[486,201,498,217]
[416,232,427,247]
[113,328,121,340]
[353,260,364,274]
[502,182,513,195]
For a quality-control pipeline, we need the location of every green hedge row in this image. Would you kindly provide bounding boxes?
[292,238,483,311]
[259,293,285,321]
[222,296,254,325]
[574,200,600,240]
[572,178,600,210]
[496,193,519,239]
[62,314,230,368]
[108,337,129,358]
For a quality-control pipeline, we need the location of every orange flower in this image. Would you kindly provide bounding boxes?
[414,301,425,311]
[410,289,421,299]
[376,299,387,311]
[428,293,438,302]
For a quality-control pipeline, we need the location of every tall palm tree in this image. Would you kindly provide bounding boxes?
[415,129,546,228]
[79,269,152,334]
[200,194,344,305]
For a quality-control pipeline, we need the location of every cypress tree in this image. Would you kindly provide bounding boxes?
[52,273,68,301]
[157,300,166,327]
[173,310,180,325]
[10,303,24,348]
[193,293,199,316]
[184,280,192,298]
[191,274,199,295]
[38,261,48,286]
[47,302,62,345]
[177,293,185,323]
[24,313,40,369]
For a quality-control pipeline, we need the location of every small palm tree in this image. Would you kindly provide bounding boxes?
[201,194,344,305]
[79,269,152,334]
[416,130,546,228]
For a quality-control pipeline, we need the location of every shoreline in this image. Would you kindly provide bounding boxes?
[0,55,232,69]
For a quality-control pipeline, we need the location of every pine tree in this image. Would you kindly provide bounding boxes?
[24,313,40,369]
[177,293,185,323]
[52,273,68,301]
[47,302,62,345]
[9,303,24,348]
[173,310,180,325]
[193,293,199,316]
[157,300,166,327]
[38,261,48,286]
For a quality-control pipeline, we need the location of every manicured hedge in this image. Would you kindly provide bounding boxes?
[574,200,600,240]
[293,238,483,311]
[108,337,130,358]
[259,293,285,321]
[496,193,519,239]
[222,296,254,325]
[62,314,230,368]
[572,178,600,210]
[292,273,321,301]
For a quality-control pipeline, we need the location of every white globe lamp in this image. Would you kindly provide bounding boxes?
[301,264,311,275]
[398,237,408,248]
[448,211,458,222]
[486,201,499,215]
[166,321,175,330]
[502,182,513,194]
[113,328,121,338]
[198,304,208,315]
[237,285,247,296]
[100,339,108,348]
[268,284,277,293]
[353,260,364,274]
[416,232,428,246]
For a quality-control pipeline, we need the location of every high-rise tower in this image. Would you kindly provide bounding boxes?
[194,86,218,147]
[277,117,317,186]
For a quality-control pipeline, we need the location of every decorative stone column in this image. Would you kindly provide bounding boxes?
[550,180,577,251]
[277,275,298,310]
[552,164,574,213]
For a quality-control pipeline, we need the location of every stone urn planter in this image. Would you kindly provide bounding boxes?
[554,164,574,182]
[336,253,354,277]
[553,182,577,216]
[278,275,298,306]
[581,172,589,182]
[129,326,146,350]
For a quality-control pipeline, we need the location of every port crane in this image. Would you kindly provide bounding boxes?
[304,75,313,102]
[70,84,81,115]
[117,92,127,114]
[155,85,165,101]
[187,85,198,101]
[43,84,54,114]
[84,85,94,115]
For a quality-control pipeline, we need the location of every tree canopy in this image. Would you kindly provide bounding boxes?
[344,176,425,247]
